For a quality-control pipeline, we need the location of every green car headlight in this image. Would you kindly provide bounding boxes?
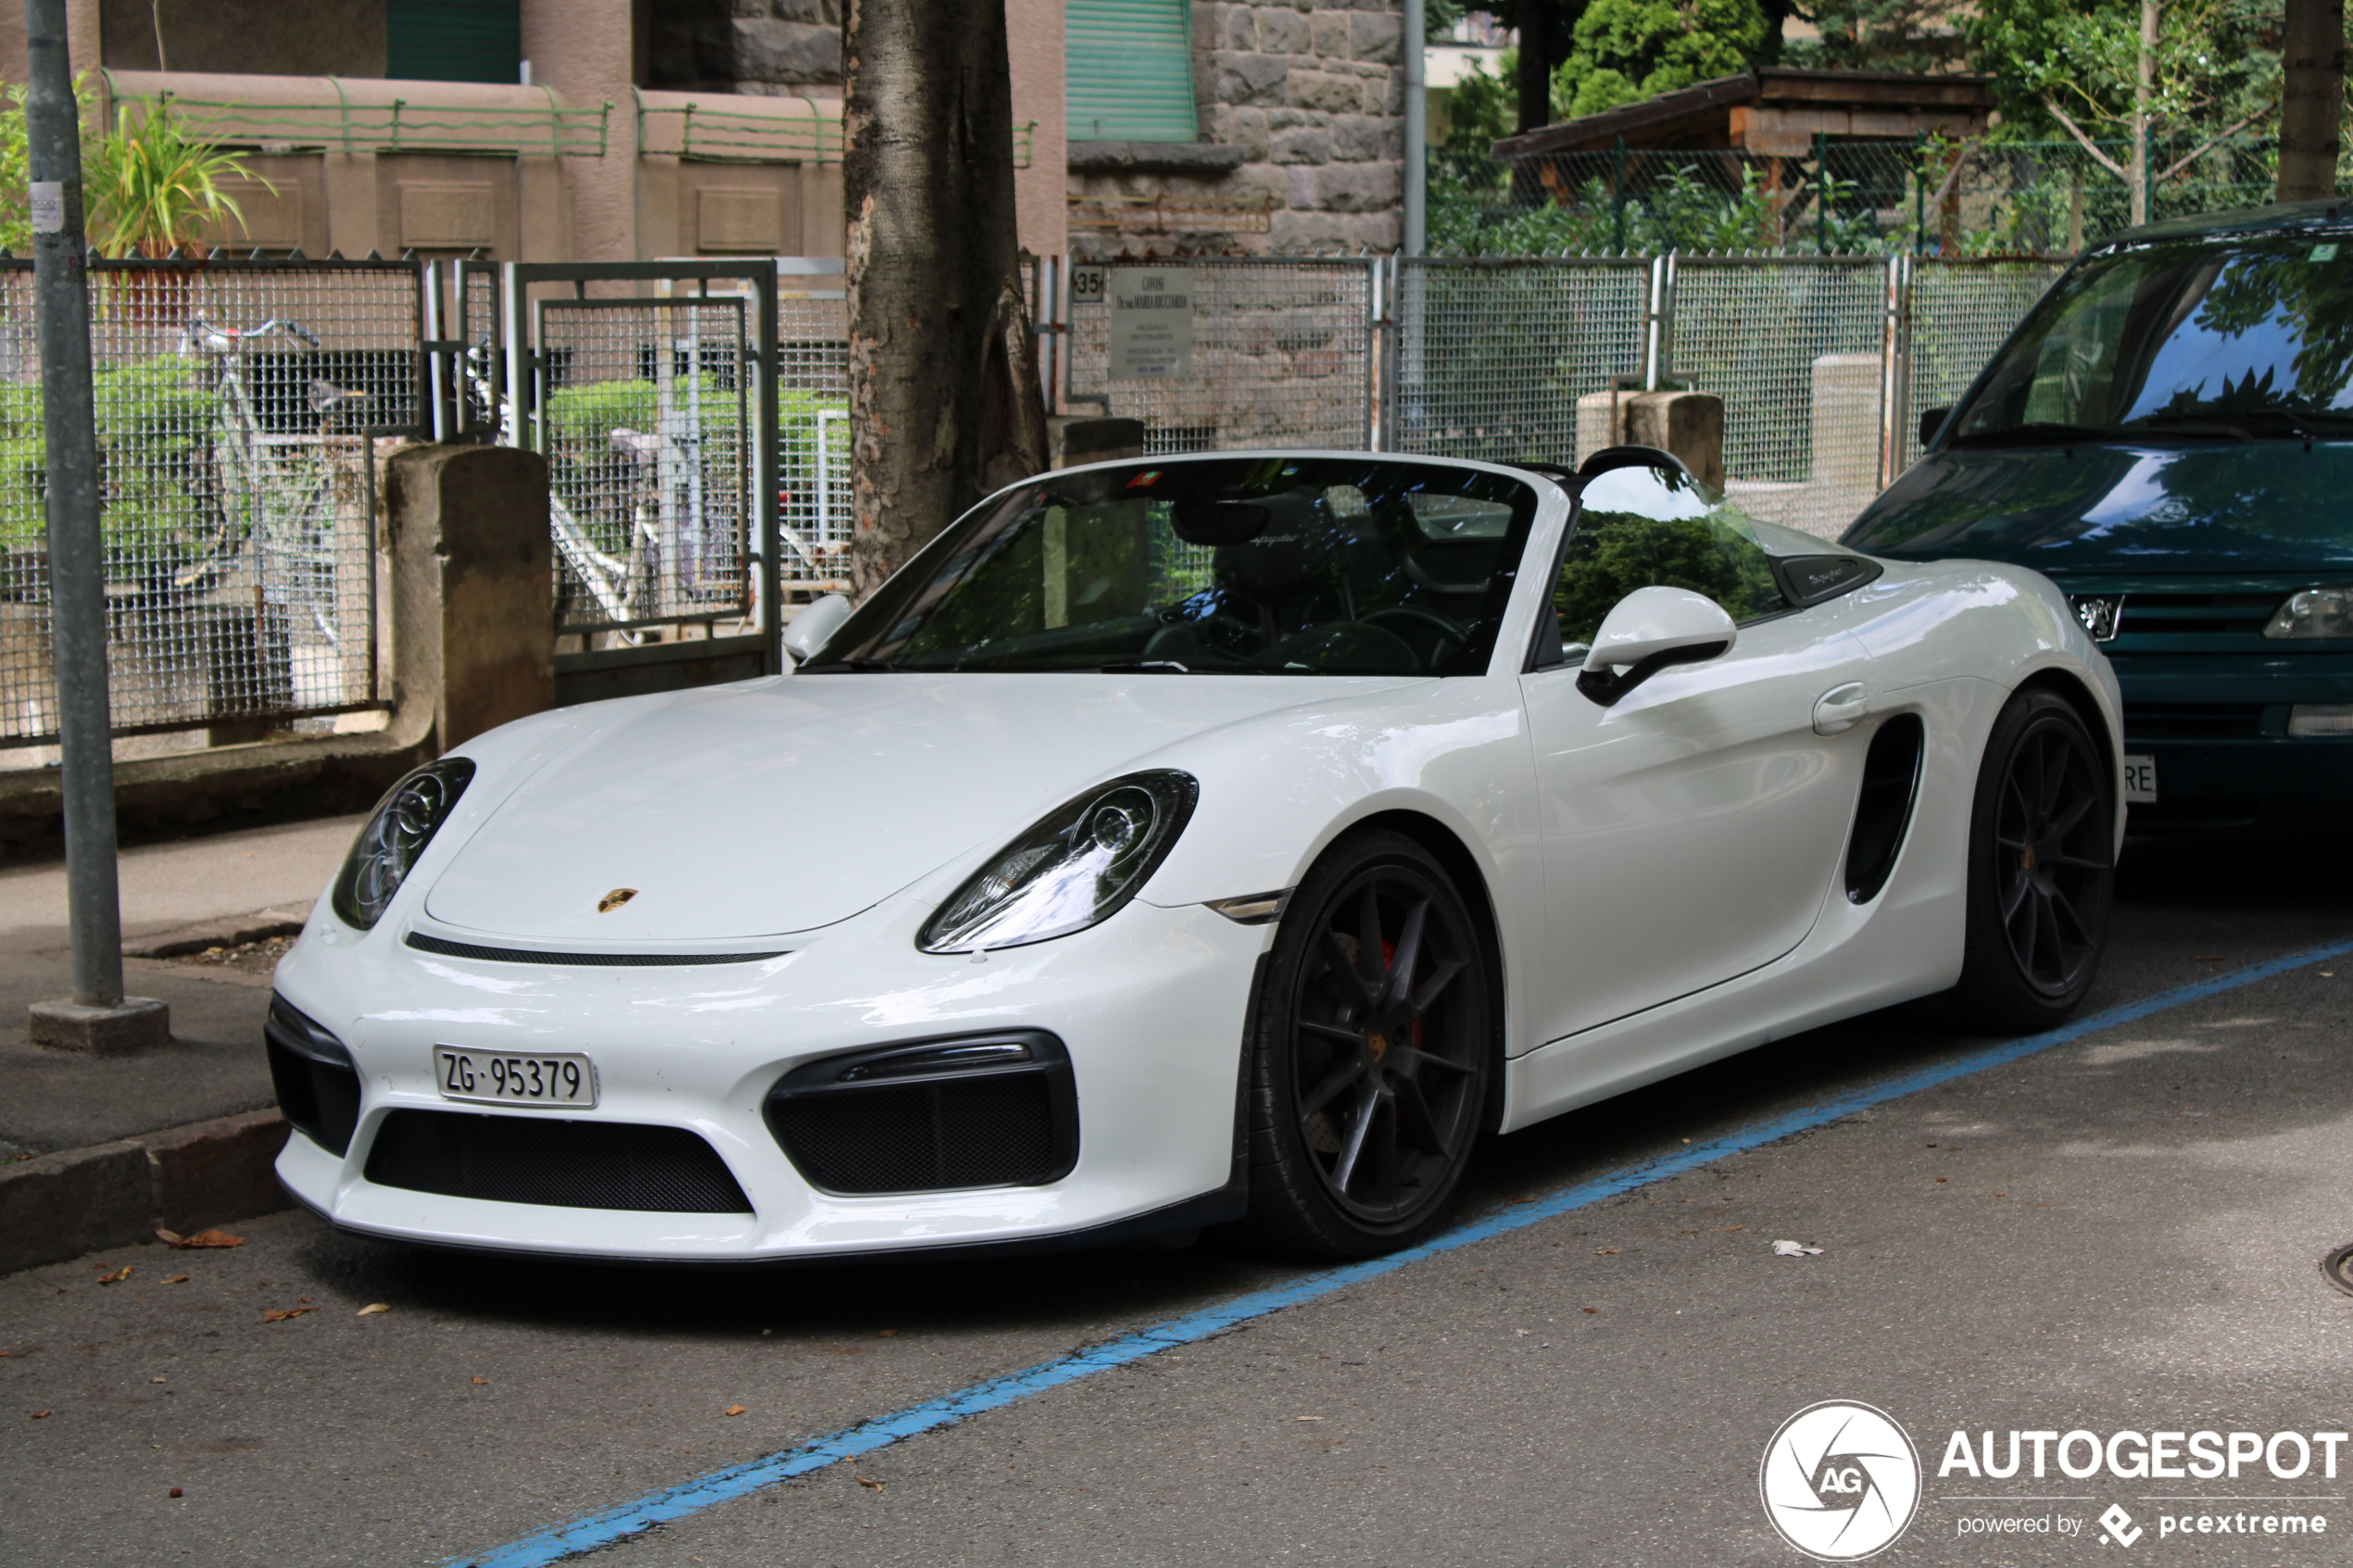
[2263,585,2353,640]
[919,771,1199,954]
[330,759,476,931]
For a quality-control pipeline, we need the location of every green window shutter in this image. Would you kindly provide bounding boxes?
[387,0,522,84]
[1066,0,1199,144]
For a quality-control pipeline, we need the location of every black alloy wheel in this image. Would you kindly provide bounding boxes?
[1955,688,2115,1031]
[1230,831,1493,1258]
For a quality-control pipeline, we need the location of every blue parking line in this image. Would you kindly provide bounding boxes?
[451,937,2353,1568]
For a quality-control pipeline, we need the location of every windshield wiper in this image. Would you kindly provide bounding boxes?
[1944,422,2120,448]
[2116,414,2256,442]
[793,657,896,673]
[1096,659,1272,674]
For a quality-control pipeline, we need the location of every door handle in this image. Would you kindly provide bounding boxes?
[1812,682,1869,735]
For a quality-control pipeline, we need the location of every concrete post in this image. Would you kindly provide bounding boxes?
[1047,416,1145,470]
[384,445,556,750]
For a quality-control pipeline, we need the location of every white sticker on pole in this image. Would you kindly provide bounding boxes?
[29,182,63,233]
[1108,267,1193,379]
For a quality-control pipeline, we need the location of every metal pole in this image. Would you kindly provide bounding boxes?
[1403,0,1426,256]
[31,0,118,1007]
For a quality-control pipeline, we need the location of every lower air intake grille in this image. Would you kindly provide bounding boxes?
[763,1031,1077,1196]
[364,1110,751,1212]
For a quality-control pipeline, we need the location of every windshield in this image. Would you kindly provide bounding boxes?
[1950,232,2353,444]
[805,458,1540,677]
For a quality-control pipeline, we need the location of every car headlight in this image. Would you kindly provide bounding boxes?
[918,771,1199,954]
[2264,585,2353,639]
[330,758,476,931]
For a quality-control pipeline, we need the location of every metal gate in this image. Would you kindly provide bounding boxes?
[494,262,781,692]
[1,254,422,751]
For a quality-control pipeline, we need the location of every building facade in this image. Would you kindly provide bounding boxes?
[0,0,1403,262]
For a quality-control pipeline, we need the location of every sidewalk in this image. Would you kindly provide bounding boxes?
[0,814,365,1271]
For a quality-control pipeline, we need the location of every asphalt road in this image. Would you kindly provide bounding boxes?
[6,837,2351,1568]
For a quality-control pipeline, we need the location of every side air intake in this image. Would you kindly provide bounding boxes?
[1845,714,1925,905]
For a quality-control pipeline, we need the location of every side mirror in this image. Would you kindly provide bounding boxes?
[782,593,852,666]
[1577,586,1736,706]
[1917,407,1952,449]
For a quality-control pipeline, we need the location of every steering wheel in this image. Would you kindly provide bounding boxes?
[1361,605,1469,646]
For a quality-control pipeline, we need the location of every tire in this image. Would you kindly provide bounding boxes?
[1227,830,1494,1259]
[1952,686,2116,1033]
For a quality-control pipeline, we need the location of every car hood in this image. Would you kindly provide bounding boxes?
[1843,442,2353,574]
[424,672,1414,942]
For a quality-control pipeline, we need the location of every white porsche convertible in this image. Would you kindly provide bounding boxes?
[269,448,2121,1262]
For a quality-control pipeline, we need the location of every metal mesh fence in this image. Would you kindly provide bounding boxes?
[1388,257,1650,468]
[1896,257,2070,473]
[1435,136,2296,259]
[1669,257,1889,540]
[1,257,418,748]
[774,289,850,593]
[535,296,753,636]
[1066,259,1378,455]
[455,258,502,441]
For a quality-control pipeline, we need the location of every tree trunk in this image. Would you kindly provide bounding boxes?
[844,0,1048,598]
[2131,0,2158,226]
[1511,0,1553,204]
[2279,0,2346,201]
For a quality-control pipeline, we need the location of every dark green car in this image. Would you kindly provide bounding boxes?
[1845,201,2353,831]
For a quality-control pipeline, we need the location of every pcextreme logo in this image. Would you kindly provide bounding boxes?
[1759,1400,1923,1561]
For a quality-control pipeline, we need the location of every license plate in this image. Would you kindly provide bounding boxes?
[434,1047,598,1108]
[2122,754,2158,804]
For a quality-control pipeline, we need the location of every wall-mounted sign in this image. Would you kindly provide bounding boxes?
[1108,267,1193,379]
[1068,263,1106,306]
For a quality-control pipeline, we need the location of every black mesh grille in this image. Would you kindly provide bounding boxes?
[364,1110,752,1212]
[406,933,786,967]
[769,1073,1064,1195]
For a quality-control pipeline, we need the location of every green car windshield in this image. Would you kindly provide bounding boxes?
[802,457,1540,676]
[1949,232,2353,444]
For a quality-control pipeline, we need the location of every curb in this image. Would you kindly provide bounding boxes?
[0,1109,290,1275]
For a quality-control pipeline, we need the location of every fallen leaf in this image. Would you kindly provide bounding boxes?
[1294,1415,1325,1422]
[1934,1176,1947,1184]
[162,1274,189,1285]
[1994,1192,2007,1198]
[96,1266,132,1285]
[166,1230,245,1250]
[154,1230,182,1246]
[1714,1225,1747,1232]
[1771,1239,1824,1257]
[1582,1307,1599,1314]
[149,1376,167,1385]
[258,1307,315,1323]
[875,1328,898,1338]
[30,1410,50,1419]
[356,1303,390,1316]
[169,1487,182,1499]
[1593,1248,1619,1255]
[855,1474,884,1490]
[472,1377,488,1386]
[724,1404,746,1417]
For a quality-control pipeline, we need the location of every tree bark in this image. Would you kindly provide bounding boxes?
[844,0,1048,598]
[2279,0,2346,201]
[2131,0,2158,226]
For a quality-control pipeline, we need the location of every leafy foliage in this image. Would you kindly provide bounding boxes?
[85,103,265,258]
[1553,0,1767,119]
[1970,0,2289,144]
[1554,508,1784,645]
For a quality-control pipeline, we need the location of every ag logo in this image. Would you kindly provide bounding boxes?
[1759,1400,1921,1561]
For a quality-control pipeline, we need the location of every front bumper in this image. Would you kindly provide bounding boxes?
[271,894,1265,1262]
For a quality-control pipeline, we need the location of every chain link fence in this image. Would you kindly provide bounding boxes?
[1437,136,2293,259]
[1066,258,1378,455]
[1386,257,1651,468]
[2,256,419,751]
[1897,257,2071,473]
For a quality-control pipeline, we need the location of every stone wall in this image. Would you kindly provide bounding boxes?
[1068,0,1403,257]
[645,0,843,96]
